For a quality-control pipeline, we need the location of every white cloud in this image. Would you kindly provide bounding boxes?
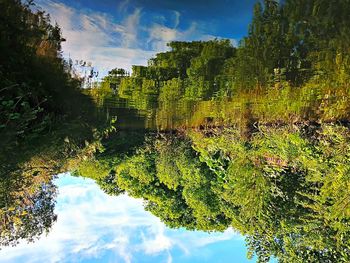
[147,24,179,51]
[139,224,172,254]
[0,174,242,263]
[35,0,152,75]
[146,21,198,52]
[34,0,233,77]
[121,8,142,48]
[173,11,181,28]
[118,0,131,13]
[149,25,179,43]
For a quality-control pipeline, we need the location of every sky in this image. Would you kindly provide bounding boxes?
[0,174,258,263]
[0,2,270,262]
[34,0,257,76]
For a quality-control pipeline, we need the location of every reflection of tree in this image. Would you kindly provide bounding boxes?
[189,125,350,262]
[0,172,57,247]
[112,134,230,231]
[0,0,117,251]
[82,125,350,262]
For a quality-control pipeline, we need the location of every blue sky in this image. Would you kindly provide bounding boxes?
[34,0,257,75]
[0,2,276,262]
[0,174,259,263]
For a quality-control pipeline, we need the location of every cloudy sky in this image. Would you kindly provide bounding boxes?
[0,2,271,262]
[34,0,257,76]
[0,174,259,263]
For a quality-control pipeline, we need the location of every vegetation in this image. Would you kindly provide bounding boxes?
[0,0,112,247]
[91,0,350,130]
[75,124,350,262]
[82,1,350,262]
[2,0,350,262]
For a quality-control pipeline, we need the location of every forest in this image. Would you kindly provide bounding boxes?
[1,0,350,262]
[0,0,112,247]
[83,1,350,262]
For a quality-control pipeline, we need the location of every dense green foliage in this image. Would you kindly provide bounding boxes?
[2,0,350,262]
[0,0,110,247]
[1,0,82,145]
[78,124,350,262]
[82,1,350,262]
[189,125,350,262]
[90,0,350,131]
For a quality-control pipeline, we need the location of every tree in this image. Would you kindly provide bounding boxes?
[0,173,57,247]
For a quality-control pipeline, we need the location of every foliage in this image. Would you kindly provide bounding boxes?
[0,176,57,248]
[81,124,350,262]
[81,2,350,261]
[0,0,98,157]
[3,0,350,261]
[0,0,113,248]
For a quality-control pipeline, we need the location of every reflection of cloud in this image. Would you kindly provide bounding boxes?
[147,24,178,51]
[146,22,198,52]
[35,0,153,74]
[0,174,244,263]
[118,0,131,12]
[34,0,237,77]
[173,11,181,28]
[140,224,172,254]
[121,8,142,48]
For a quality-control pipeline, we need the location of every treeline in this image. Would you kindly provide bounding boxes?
[80,1,350,262]
[0,0,108,247]
[95,0,350,104]
[74,123,350,263]
[0,0,97,155]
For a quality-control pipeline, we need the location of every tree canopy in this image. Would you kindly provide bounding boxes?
[77,124,350,262]
[2,1,350,261]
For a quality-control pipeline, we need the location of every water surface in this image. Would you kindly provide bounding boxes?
[0,174,256,263]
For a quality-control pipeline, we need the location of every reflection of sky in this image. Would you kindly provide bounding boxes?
[0,174,258,263]
[34,0,257,75]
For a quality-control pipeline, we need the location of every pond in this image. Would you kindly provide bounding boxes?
[1,174,259,263]
[1,0,350,262]
[2,81,349,262]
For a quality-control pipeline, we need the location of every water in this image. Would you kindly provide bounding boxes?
[101,85,350,131]
[1,86,350,262]
[2,0,350,261]
[85,85,350,262]
[0,174,257,263]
